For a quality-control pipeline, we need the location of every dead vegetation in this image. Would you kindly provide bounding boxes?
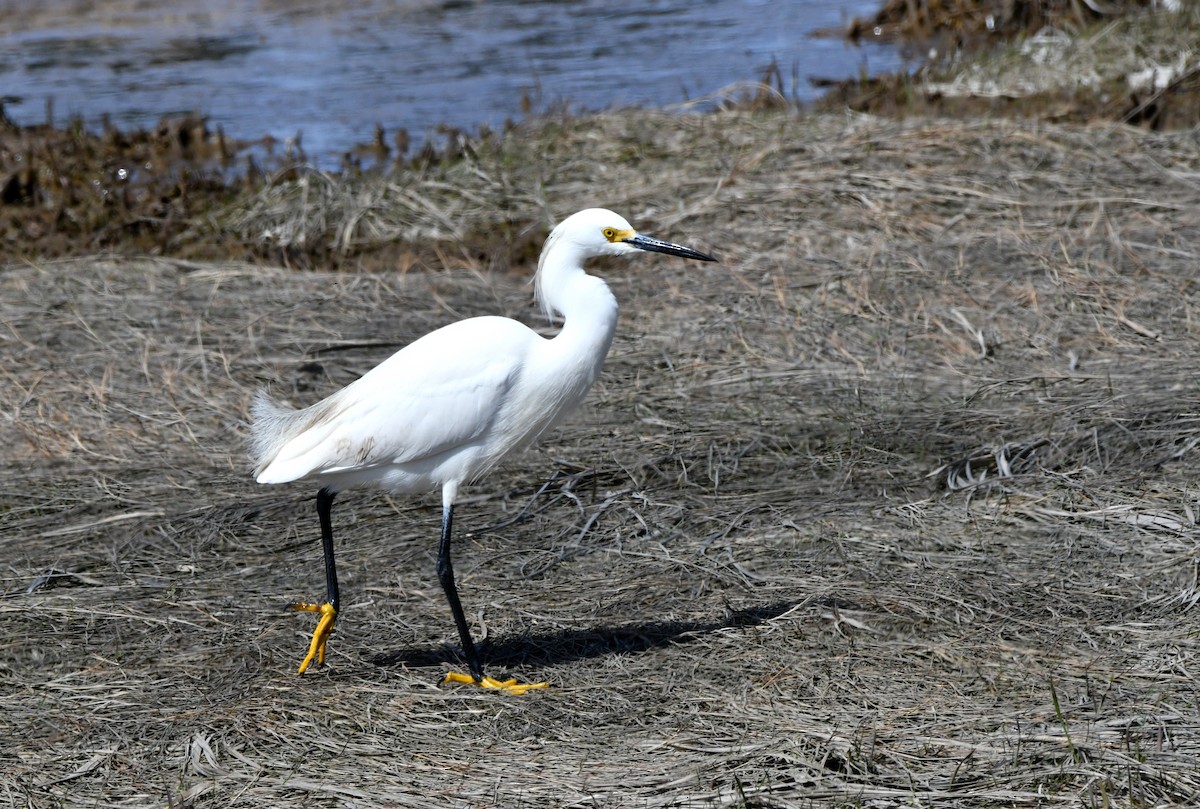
[829,2,1200,131]
[847,0,1158,45]
[2,106,1199,807]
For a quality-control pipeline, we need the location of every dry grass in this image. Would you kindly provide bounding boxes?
[3,108,1200,807]
[852,0,1159,43]
[825,3,1200,132]
[922,3,1199,100]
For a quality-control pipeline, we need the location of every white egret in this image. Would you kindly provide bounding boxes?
[251,207,716,693]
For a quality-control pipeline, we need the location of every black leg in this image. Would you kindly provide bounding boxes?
[317,488,339,612]
[435,503,484,681]
[292,487,341,673]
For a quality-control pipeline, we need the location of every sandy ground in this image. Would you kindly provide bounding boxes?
[3,105,1199,807]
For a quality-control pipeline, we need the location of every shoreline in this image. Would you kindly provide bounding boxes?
[2,0,1196,269]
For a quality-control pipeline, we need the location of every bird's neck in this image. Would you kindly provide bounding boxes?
[557,271,617,336]
[541,269,619,364]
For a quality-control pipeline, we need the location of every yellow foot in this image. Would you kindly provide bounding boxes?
[443,670,549,695]
[290,601,337,674]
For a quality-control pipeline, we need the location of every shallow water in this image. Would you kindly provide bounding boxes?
[1,0,902,165]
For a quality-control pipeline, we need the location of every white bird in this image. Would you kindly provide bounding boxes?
[251,208,716,693]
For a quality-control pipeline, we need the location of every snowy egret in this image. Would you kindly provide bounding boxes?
[251,208,716,693]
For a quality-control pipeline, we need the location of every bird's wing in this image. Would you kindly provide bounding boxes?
[256,317,534,482]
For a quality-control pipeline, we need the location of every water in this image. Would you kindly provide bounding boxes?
[0,0,901,165]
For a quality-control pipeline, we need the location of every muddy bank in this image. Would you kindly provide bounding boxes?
[826,0,1200,129]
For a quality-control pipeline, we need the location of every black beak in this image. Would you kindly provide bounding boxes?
[625,233,717,262]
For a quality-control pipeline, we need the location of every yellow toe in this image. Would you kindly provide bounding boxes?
[443,671,476,686]
[291,601,337,674]
[443,670,549,695]
[480,675,550,695]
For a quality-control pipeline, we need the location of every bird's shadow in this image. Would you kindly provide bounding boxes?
[370,600,801,673]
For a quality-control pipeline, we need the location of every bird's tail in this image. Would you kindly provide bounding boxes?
[249,390,302,478]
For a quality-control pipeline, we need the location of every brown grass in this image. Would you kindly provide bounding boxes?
[828,2,1200,132]
[849,0,1157,43]
[3,108,1200,807]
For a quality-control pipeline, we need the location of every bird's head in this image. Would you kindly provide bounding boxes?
[547,208,718,262]
[535,208,717,322]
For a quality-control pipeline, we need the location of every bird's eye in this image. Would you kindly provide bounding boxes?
[602,227,617,241]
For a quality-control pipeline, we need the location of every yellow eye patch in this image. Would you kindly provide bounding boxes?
[602,227,636,243]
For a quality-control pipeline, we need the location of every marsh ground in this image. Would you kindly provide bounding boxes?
[5,108,1199,806]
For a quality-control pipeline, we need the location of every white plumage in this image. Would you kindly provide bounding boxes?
[251,207,715,692]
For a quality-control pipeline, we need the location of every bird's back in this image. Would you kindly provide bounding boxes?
[251,315,563,492]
